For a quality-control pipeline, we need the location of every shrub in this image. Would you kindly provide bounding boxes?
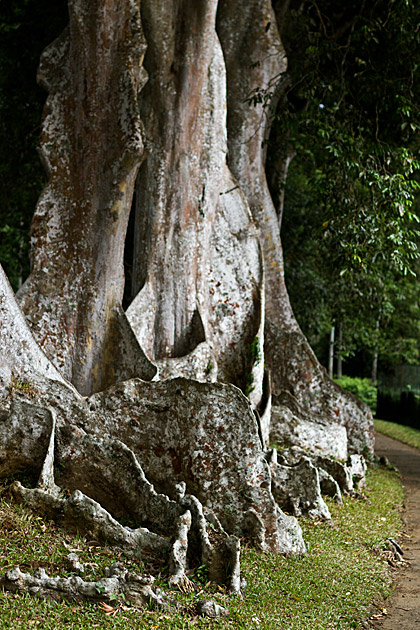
[335,375,377,413]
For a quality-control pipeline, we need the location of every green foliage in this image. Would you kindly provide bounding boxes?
[335,376,377,412]
[248,336,262,364]
[264,0,420,373]
[7,374,35,398]
[192,563,209,585]
[272,0,420,276]
[244,336,262,397]
[282,152,420,371]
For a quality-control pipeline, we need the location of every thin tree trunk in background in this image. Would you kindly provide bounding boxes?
[328,325,335,379]
[371,320,380,385]
[271,148,296,232]
[18,221,24,290]
[337,321,343,379]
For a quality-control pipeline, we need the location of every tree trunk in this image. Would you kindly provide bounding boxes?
[217,0,374,454]
[1,261,306,576]
[16,0,156,395]
[337,322,343,380]
[0,0,375,607]
[371,320,380,385]
[328,325,335,379]
[126,0,265,406]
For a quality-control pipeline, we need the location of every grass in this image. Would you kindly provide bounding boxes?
[0,465,403,629]
[375,418,420,451]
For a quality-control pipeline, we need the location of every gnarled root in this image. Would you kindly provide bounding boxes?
[10,413,243,596]
[0,564,172,610]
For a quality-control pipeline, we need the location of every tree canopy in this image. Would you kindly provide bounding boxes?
[267,0,420,374]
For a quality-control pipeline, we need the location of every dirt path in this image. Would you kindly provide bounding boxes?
[372,432,420,628]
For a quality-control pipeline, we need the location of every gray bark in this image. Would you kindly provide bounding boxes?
[0,562,229,617]
[16,0,156,395]
[0,265,68,393]
[269,455,331,521]
[217,0,374,455]
[11,0,373,454]
[270,390,348,461]
[1,259,306,603]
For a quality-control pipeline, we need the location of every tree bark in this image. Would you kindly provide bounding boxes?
[1,259,307,576]
[328,325,335,379]
[337,322,343,380]
[217,0,374,454]
[371,320,380,385]
[16,0,156,395]
[126,0,265,406]
[0,0,375,605]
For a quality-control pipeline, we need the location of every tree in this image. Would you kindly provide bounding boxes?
[0,0,372,607]
[266,0,420,378]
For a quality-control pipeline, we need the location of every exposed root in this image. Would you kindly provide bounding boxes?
[182,494,241,594]
[372,537,406,567]
[0,563,172,609]
[172,574,195,594]
[168,510,194,589]
[11,482,171,555]
[10,417,243,597]
[0,560,230,618]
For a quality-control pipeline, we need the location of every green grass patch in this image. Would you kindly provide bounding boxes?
[375,418,420,450]
[0,465,402,629]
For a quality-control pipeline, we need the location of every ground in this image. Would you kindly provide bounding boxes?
[373,432,420,628]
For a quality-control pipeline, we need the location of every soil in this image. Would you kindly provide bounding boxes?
[371,431,420,628]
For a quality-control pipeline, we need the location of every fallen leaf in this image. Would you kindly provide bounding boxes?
[98,602,114,614]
